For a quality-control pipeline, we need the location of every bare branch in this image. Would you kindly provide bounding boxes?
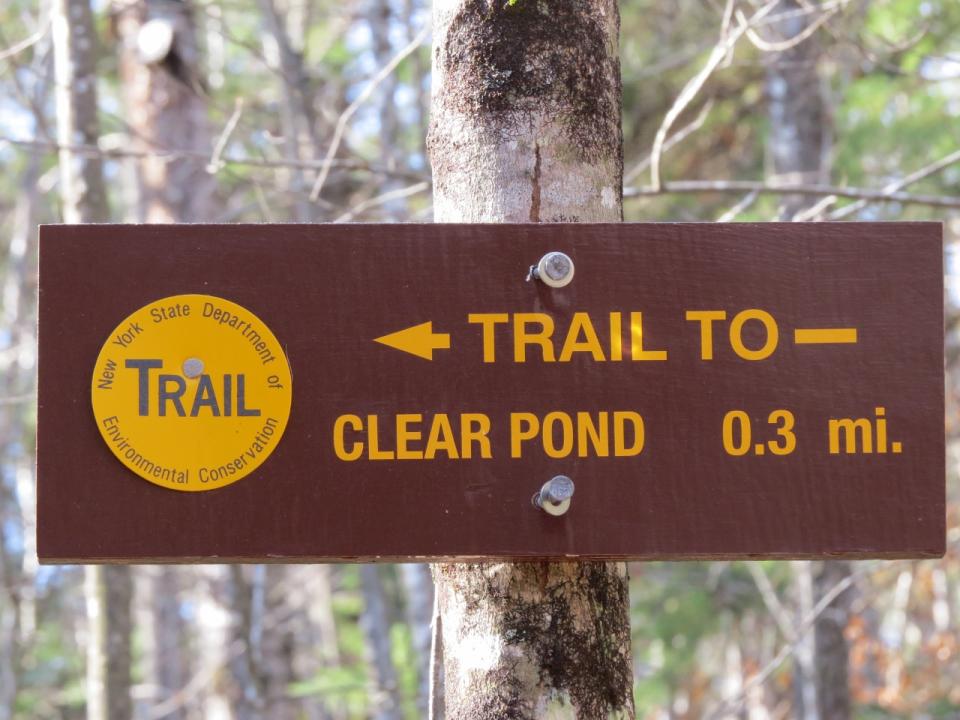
[0,135,427,182]
[718,0,736,68]
[0,392,35,406]
[791,193,837,221]
[649,0,779,191]
[738,2,842,54]
[828,147,960,219]
[0,22,48,63]
[716,188,759,221]
[207,98,244,173]
[747,563,796,641]
[708,565,868,719]
[333,181,430,223]
[635,0,849,80]
[0,15,55,142]
[626,177,960,210]
[308,24,430,202]
[624,100,713,184]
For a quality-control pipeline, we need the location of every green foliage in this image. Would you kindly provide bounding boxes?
[631,564,724,703]
[0,0,958,717]
[389,622,420,719]
[14,606,85,718]
[287,665,370,715]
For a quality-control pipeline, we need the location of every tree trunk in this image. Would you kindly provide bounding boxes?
[84,566,134,720]
[367,0,405,217]
[257,0,319,222]
[283,566,338,720]
[814,560,853,720]
[429,0,623,224]
[53,2,134,718]
[185,566,234,720]
[399,563,434,717]
[227,566,264,720]
[53,0,110,225]
[360,566,401,720]
[152,568,186,718]
[764,3,851,718]
[427,1,634,717]
[113,0,216,223]
[112,3,223,716]
[261,566,300,720]
[0,147,43,720]
[765,0,830,219]
[792,560,819,720]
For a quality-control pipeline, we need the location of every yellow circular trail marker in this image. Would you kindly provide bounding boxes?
[91,294,292,492]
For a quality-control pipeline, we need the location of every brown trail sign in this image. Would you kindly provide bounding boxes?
[37,222,944,563]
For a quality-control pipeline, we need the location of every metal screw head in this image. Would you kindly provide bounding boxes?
[543,475,574,503]
[182,357,205,378]
[535,251,575,288]
[533,475,575,516]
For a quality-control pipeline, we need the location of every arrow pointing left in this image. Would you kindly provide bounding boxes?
[373,321,452,360]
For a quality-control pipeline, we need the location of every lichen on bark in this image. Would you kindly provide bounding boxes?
[429,1,633,716]
[439,0,619,158]
[434,562,634,719]
[429,0,622,223]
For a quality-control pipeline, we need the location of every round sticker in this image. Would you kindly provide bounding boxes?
[91,294,292,491]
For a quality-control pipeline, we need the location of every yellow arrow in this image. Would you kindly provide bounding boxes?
[373,321,451,360]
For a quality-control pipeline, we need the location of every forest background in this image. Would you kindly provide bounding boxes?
[0,0,959,717]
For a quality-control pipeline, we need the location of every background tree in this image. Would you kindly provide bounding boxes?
[762,2,851,717]
[0,0,958,717]
[111,2,218,716]
[51,1,133,719]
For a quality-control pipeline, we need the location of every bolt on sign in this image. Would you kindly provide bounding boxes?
[37,223,944,563]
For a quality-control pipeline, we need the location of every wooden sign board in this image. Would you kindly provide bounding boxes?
[37,223,945,563]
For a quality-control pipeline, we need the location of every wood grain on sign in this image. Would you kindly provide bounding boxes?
[37,223,945,563]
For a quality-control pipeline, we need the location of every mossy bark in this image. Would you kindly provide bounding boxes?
[432,563,634,719]
[429,0,623,224]
[428,1,634,717]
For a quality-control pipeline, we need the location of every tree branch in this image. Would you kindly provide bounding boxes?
[708,565,869,719]
[206,98,244,173]
[626,178,960,210]
[0,22,48,63]
[0,135,427,183]
[828,147,960,219]
[333,180,430,222]
[738,2,841,54]
[308,25,430,202]
[648,0,779,191]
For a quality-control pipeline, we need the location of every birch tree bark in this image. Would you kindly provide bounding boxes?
[53,2,133,718]
[428,1,633,716]
[0,147,43,720]
[54,0,109,225]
